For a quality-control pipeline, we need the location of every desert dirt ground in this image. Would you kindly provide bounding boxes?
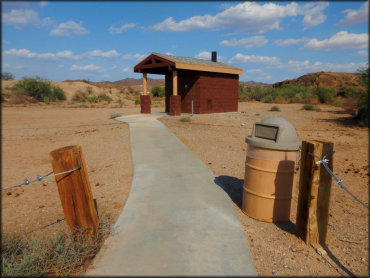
[160,102,369,277]
[1,101,368,276]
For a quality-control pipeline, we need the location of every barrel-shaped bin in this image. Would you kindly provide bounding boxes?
[242,117,301,223]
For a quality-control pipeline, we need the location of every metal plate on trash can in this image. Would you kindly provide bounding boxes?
[255,124,279,141]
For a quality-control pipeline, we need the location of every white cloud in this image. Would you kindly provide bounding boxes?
[55,50,81,60]
[246,69,263,74]
[122,53,147,61]
[229,53,281,65]
[87,50,120,58]
[165,52,174,55]
[265,75,272,81]
[3,48,57,59]
[50,21,88,37]
[339,2,368,25]
[15,65,24,69]
[194,51,226,62]
[220,36,268,48]
[122,67,131,72]
[357,50,368,56]
[151,2,300,33]
[150,2,329,34]
[278,59,367,73]
[70,64,101,71]
[2,9,52,28]
[3,48,120,60]
[301,2,329,29]
[273,38,309,47]
[304,31,368,50]
[108,23,135,34]
[39,1,48,8]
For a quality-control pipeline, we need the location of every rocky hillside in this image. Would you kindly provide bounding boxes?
[273,72,365,92]
[240,81,272,87]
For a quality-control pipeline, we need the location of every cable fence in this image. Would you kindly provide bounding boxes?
[1,166,81,191]
[308,151,369,210]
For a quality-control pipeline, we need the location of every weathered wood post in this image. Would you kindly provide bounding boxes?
[296,139,334,246]
[50,145,98,238]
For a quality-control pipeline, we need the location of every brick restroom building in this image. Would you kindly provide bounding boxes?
[134,52,243,115]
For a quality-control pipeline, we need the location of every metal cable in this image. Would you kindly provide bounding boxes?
[308,152,369,210]
[1,166,81,191]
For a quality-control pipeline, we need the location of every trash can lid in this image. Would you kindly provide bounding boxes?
[246,117,301,151]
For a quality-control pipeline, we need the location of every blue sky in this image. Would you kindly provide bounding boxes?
[2,1,369,83]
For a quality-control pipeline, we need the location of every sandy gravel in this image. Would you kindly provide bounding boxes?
[1,104,161,238]
[159,102,368,277]
[1,101,368,276]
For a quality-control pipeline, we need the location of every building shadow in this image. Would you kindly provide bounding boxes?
[214,176,243,208]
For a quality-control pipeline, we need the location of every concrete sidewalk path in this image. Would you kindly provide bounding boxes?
[86,113,256,276]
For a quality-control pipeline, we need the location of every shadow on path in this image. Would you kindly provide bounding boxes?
[215,175,243,209]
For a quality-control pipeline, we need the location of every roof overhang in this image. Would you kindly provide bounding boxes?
[134,53,243,75]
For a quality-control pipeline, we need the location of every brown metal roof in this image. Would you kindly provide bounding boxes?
[134,53,243,75]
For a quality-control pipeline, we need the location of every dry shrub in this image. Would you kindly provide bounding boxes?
[273,96,288,104]
[301,96,319,105]
[9,93,37,104]
[72,91,87,102]
[342,97,359,114]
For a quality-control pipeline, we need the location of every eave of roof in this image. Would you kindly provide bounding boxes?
[135,53,243,75]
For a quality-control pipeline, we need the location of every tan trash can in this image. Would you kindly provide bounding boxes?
[242,117,301,223]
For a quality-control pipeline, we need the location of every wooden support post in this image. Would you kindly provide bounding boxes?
[296,140,334,246]
[143,73,147,95]
[50,145,98,238]
[173,70,178,96]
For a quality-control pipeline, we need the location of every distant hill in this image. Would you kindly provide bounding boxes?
[272,72,364,92]
[63,78,165,88]
[240,81,272,87]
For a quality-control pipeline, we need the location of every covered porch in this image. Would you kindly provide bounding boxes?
[134,54,180,115]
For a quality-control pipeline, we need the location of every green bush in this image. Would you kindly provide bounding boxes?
[109,113,122,119]
[134,98,140,105]
[269,106,281,111]
[180,116,191,122]
[151,86,165,97]
[98,94,112,103]
[355,66,369,126]
[12,77,66,102]
[87,96,99,103]
[262,85,312,104]
[301,104,320,111]
[1,72,15,80]
[313,87,335,103]
[337,87,362,98]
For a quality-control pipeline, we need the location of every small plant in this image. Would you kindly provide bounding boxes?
[87,96,99,103]
[86,86,93,95]
[269,106,281,111]
[109,113,122,119]
[1,216,112,277]
[180,116,191,122]
[43,96,50,105]
[301,104,320,111]
[98,93,112,103]
[134,98,141,105]
[116,98,123,108]
[151,86,165,97]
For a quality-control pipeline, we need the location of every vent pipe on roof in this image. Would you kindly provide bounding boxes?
[211,51,217,62]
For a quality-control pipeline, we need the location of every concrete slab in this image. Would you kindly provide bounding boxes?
[86,113,257,276]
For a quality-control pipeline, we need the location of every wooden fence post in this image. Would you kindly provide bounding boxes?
[50,145,98,238]
[296,140,334,246]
